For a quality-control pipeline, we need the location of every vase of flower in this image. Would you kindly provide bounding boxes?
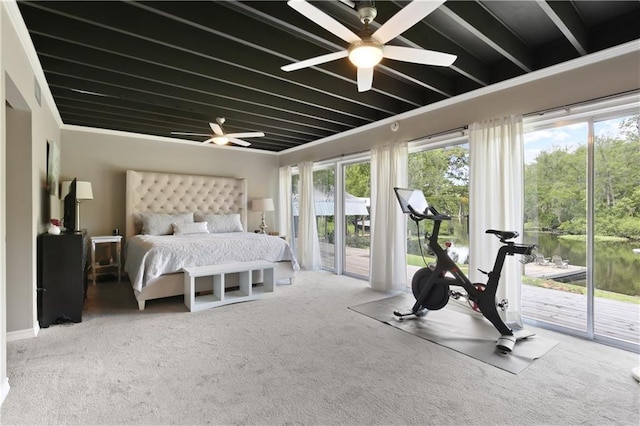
[48,219,61,235]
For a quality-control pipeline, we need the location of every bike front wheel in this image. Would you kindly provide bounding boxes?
[411,267,450,311]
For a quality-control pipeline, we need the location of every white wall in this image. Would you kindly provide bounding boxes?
[2,0,62,360]
[1,0,61,404]
[5,102,34,335]
[0,0,7,407]
[60,128,281,236]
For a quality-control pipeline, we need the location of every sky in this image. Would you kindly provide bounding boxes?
[523,116,631,165]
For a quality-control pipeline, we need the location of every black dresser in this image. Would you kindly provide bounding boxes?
[37,231,88,328]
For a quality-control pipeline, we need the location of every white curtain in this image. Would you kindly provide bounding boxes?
[278,166,292,245]
[369,142,408,291]
[469,115,524,328]
[297,161,322,270]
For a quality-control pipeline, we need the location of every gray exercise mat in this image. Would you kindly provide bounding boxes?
[349,293,558,374]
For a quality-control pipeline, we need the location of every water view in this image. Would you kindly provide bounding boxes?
[527,232,640,297]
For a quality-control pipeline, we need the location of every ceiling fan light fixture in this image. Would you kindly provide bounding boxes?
[348,41,383,68]
[212,136,229,145]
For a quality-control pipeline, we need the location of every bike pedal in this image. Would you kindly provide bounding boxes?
[497,299,509,311]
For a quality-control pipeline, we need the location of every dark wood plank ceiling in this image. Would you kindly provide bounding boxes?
[17,0,640,152]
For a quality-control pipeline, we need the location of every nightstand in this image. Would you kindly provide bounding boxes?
[89,235,122,285]
[268,231,287,240]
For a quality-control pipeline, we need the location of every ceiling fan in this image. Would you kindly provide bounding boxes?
[281,0,457,92]
[171,118,265,147]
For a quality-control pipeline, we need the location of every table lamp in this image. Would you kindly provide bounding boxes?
[61,180,93,231]
[252,198,274,234]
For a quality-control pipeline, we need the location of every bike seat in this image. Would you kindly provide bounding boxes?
[486,229,519,240]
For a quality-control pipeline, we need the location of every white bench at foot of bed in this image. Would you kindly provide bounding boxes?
[183,261,275,312]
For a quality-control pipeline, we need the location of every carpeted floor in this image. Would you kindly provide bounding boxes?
[1,270,638,425]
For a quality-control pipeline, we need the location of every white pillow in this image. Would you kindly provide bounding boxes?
[173,221,209,235]
[195,213,243,233]
[141,212,194,235]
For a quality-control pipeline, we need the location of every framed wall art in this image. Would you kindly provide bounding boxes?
[46,140,60,197]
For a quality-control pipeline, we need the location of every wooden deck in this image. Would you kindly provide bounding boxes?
[521,285,639,344]
[524,262,587,282]
[319,243,639,345]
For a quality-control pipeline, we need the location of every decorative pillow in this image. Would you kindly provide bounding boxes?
[195,213,243,233]
[141,212,194,235]
[172,221,209,235]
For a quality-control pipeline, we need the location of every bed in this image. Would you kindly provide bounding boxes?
[124,170,298,310]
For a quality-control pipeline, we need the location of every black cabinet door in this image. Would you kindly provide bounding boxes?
[37,232,86,327]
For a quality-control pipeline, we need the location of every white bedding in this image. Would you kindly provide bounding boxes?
[125,232,299,294]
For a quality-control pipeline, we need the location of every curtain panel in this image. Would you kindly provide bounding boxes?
[469,115,524,328]
[278,166,292,245]
[297,161,322,270]
[369,142,408,291]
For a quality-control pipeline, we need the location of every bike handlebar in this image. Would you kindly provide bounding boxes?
[408,205,451,221]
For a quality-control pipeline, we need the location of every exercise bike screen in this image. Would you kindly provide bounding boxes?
[394,187,429,215]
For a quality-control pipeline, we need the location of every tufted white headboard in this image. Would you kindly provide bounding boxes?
[125,170,247,240]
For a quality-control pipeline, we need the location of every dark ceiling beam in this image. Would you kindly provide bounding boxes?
[56,100,310,145]
[62,113,293,152]
[20,6,384,126]
[32,35,369,130]
[395,24,490,88]
[130,1,409,116]
[50,87,328,141]
[39,54,357,134]
[439,1,533,73]
[536,0,587,56]
[221,0,452,102]
[64,109,299,149]
[45,72,342,140]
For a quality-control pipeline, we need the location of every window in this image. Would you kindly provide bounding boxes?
[522,122,589,334]
[593,115,639,345]
[343,161,371,278]
[523,102,639,350]
[313,167,336,270]
[406,143,469,287]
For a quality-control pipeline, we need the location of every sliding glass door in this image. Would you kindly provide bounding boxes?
[406,143,469,286]
[522,122,589,333]
[343,161,371,278]
[313,167,336,270]
[522,113,639,348]
[592,115,639,345]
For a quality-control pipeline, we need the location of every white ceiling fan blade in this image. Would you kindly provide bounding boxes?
[224,132,265,139]
[282,50,348,72]
[171,132,210,136]
[357,67,374,92]
[287,0,360,44]
[201,138,215,145]
[383,46,456,66]
[373,0,445,44]
[209,122,224,135]
[338,0,355,8]
[229,138,251,147]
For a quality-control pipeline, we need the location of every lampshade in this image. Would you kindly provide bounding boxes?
[348,41,384,68]
[252,198,274,212]
[61,181,94,200]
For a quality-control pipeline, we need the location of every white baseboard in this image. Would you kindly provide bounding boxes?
[6,325,39,342]
[0,377,10,407]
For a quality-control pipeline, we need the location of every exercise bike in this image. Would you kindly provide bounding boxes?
[393,188,536,353]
